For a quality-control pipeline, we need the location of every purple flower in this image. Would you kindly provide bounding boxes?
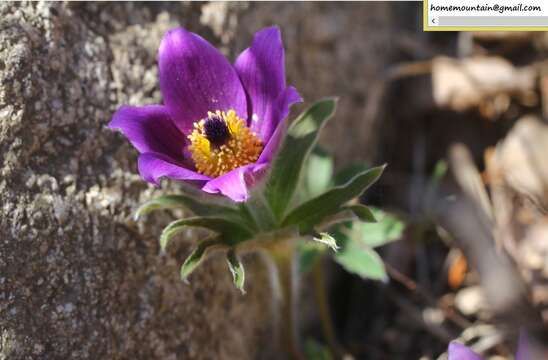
[448,332,529,360]
[448,343,485,360]
[109,27,302,202]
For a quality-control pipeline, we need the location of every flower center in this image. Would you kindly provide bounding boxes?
[203,114,230,146]
[188,110,263,178]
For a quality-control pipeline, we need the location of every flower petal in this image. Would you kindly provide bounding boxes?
[257,86,302,164]
[515,331,530,360]
[235,27,285,119]
[109,105,185,159]
[235,27,301,142]
[138,152,210,186]
[201,164,264,202]
[245,162,269,188]
[159,27,248,133]
[448,342,483,360]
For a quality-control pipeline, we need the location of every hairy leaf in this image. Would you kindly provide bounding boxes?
[180,239,223,281]
[303,339,333,360]
[135,192,240,221]
[160,216,253,251]
[226,249,246,294]
[282,165,385,232]
[333,162,371,186]
[305,146,334,198]
[264,99,337,221]
[334,240,388,282]
[312,232,339,252]
[356,208,404,248]
[343,204,377,223]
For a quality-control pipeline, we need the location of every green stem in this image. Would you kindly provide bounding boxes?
[267,240,306,360]
[312,258,343,358]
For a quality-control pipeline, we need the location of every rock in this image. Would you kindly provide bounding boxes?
[0,3,271,359]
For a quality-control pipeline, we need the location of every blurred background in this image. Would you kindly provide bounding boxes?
[1,2,547,359]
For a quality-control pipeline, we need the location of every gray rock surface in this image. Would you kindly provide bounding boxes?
[0,2,397,358]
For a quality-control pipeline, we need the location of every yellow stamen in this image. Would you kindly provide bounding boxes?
[188,110,263,178]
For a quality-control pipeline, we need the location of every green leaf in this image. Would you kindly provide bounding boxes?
[264,99,337,221]
[241,193,276,232]
[312,232,339,252]
[134,191,240,221]
[334,240,388,282]
[357,208,404,248]
[314,205,375,231]
[160,216,253,251]
[305,147,334,198]
[333,162,371,186]
[180,239,222,281]
[431,160,448,184]
[344,204,376,223]
[303,339,333,360]
[297,240,326,274]
[424,160,448,206]
[226,249,246,294]
[282,165,386,232]
[289,98,337,137]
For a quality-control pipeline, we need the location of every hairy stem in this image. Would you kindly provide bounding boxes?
[266,240,306,360]
[312,259,343,358]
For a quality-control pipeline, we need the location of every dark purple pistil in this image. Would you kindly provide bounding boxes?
[204,114,231,147]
